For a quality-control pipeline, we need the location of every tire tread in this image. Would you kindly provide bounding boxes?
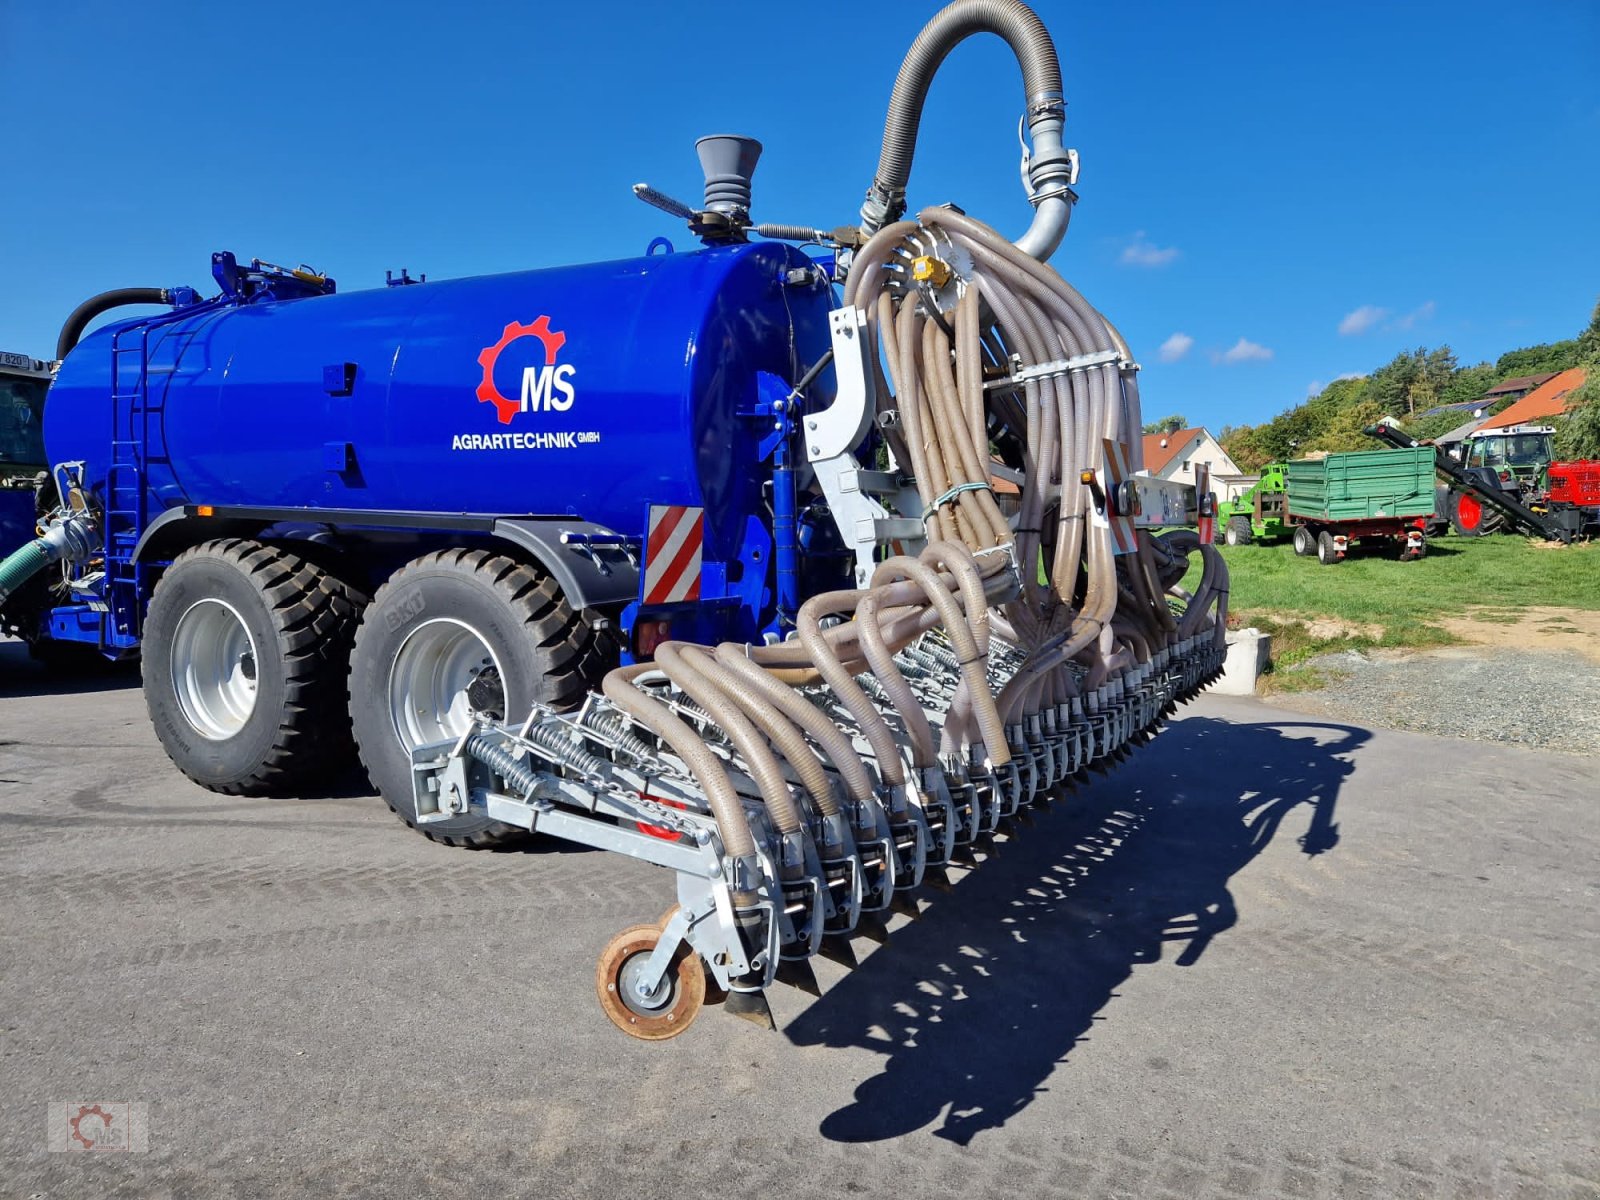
[146,538,363,796]
[351,549,608,849]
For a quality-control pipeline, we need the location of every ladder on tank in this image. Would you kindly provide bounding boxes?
[102,325,157,648]
[102,312,200,649]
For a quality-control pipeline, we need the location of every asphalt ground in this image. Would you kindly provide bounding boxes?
[1,640,1596,1199]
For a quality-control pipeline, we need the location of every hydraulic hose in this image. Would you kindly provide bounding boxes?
[653,642,805,838]
[680,645,841,821]
[0,515,98,607]
[796,590,911,787]
[601,666,756,869]
[714,645,877,807]
[859,0,1075,260]
[56,288,171,361]
[857,563,940,768]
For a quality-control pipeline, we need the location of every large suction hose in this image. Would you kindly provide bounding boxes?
[859,0,1076,261]
[55,288,171,361]
[0,514,97,608]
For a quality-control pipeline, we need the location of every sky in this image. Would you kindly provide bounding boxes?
[2,1,1597,433]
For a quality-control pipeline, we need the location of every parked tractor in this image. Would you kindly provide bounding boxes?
[0,1,1231,1038]
[1368,423,1598,542]
[1441,426,1553,536]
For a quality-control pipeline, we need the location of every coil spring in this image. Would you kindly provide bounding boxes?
[580,707,656,762]
[466,724,608,795]
[857,673,892,703]
[465,733,540,798]
[523,722,609,778]
[893,648,934,680]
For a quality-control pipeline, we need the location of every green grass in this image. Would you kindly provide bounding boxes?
[1182,533,1600,688]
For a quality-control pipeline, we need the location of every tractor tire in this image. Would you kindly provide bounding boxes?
[349,549,611,848]
[1449,490,1488,537]
[1292,526,1316,556]
[142,538,363,795]
[1223,516,1253,547]
[1316,531,1341,566]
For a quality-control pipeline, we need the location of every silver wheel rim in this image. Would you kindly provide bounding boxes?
[170,598,260,741]
[388,617,506,751]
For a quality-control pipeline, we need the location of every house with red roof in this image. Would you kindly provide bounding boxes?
[1140,427,1251,499]
[1475,368,1587,432]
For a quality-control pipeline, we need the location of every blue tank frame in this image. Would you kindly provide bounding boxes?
[36,241,844,657]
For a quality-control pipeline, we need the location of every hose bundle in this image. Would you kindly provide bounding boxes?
[595,203,1228,899]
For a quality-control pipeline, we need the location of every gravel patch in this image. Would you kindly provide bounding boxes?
[1265,644,1600,755]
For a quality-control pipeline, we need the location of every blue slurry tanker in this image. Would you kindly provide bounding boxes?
[0,1,1229,1038]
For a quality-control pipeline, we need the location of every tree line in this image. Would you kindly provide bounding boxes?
[1216,298,1600,471]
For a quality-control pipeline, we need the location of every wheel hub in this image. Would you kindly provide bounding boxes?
[617,952,674,1015]
[169,598,260,741]
[388,618,506,749]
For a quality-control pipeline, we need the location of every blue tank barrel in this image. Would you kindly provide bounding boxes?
[45,242,835,568]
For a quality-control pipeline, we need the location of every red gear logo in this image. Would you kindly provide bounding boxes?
[476,316,566,425]
[69,1103,114,1149]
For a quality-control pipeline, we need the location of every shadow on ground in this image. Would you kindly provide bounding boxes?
[787,713,1363,1145]
[0,639,139,697]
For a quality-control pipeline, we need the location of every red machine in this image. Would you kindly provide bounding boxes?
[1546,460,1600,510]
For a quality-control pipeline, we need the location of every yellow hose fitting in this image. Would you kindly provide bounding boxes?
[910,255,952,287]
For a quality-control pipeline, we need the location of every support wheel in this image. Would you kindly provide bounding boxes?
[596,924,706,1041]
[1223,516,1253,546]
[1292,526,1316,556]
[659,904,727,1005]
[1316,531,1341,565]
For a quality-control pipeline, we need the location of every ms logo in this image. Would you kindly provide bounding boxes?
[476,316,576,425]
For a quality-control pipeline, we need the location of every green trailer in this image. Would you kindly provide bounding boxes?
[1285,446,1437,564]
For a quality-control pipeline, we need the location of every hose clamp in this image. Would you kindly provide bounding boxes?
[1026,90,1067,122]
[920,481,995,522]
[983,348,1124,391]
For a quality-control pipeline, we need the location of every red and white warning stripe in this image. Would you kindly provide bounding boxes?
[1101,439,1138,555]
[1194,463,1215,545]
[642,505,704,605]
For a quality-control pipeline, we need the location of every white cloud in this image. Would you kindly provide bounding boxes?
[1392,300,1436,331]
[1120,231,1180,268]
[1306,380,1324,396]
[1339,305,1389,336]
[1217,337,1273,364]
[1340,301,1436,335]
[1157,332,1194,363]
[1335,371,1366,381]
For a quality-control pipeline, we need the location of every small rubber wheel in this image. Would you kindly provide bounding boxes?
[1409,538,1427,560]
[1292,526,1315,556]
[1223,516,1253,546]
[1316,531,1341,565]
[596,924,706,1040]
